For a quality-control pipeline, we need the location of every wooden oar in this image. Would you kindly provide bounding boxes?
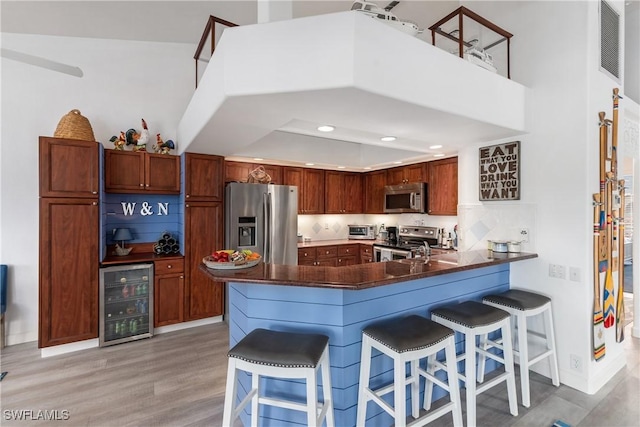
[616,180,625,342]
[593,193,606,360]
[598,113,608,273]
[603,172,616,328]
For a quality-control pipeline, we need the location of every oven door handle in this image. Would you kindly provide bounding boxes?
[373,246,412,256]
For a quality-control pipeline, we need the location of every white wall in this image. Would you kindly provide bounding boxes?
[0,33,194,345]
[457,1,627,393]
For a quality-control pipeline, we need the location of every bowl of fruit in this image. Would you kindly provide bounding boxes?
[203,249,262,270]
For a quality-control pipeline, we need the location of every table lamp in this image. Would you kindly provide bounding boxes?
[113,228,133,256]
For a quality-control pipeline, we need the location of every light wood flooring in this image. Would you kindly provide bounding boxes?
[0,320,638,427]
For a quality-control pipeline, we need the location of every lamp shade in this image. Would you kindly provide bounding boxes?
[113,228,133,242]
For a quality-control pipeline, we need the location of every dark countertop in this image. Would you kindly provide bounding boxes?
[200,250,537,290]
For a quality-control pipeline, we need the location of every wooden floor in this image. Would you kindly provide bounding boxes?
[1,320,638,427]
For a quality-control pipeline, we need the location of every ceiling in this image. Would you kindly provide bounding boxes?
[2,1,637,170]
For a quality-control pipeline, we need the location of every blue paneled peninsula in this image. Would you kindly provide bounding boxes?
[201,250,537,426]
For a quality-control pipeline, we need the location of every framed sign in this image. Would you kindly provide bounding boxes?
[479,141,520,201]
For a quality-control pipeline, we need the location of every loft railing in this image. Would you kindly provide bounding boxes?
[194,15,238,88]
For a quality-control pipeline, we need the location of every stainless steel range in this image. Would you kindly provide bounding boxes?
[372,225,449,262]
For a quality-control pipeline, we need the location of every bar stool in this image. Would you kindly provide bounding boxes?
[356,315,463,427]
[222,328,334,427]
[430,301,519,427]
[481,289,560,407]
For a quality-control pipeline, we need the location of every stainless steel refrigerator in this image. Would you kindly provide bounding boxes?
[225,182,298,265]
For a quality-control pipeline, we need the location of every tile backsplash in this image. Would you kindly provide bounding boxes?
[297,213,457,242]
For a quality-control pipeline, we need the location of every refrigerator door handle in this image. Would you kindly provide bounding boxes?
[263,192,271,262]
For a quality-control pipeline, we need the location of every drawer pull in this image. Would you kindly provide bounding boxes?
[167,265,172,269]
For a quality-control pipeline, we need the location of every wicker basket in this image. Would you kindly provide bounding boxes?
[54,109,96,141]
[247,165,272,183]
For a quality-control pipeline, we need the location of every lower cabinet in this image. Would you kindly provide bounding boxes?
[298,244,367,267]
[360,245,374,263]
[154,258,185,327]
[184,201,224,320]
[39,198,99,348]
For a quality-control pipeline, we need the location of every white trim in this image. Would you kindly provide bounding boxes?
[40,338,99,358]
[154,316,222,335]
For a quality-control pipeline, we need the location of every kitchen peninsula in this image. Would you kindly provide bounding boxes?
[201,250,537,426]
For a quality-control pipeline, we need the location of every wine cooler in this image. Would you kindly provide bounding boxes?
[99,263,154,347]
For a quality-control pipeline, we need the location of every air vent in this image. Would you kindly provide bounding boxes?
[600,0,620,80]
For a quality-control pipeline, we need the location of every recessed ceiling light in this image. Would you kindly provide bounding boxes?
[305,162,315,166]
[434,153,445,158]
[337,166,346,169]
[253,157,264,161]
[381,136,396,142]
[393,161,402,164]
[429,145,443,149]
[317,125,335,132]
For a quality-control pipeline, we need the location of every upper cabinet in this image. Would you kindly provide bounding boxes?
[185,153,224,201]
[282,167,325,214]
[427,157,458,216]
[364,170,387,214]
[105,150,180,194]
[224,160,282,184]
[325,171,363,214]
[386,163,426,185]
[39,137,99,198]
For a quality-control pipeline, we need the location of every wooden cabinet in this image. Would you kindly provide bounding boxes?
[386,163,426,185]
[427,157,458,215]
[104,150,180,194]
[184,201,224,320]
[154,258,185,327]
[184,153,224,201]
[282,167,325,214]
[360,245,374,264]
[298,246,338,266]
[299,244,363,266]
[364,170,387,214]
[39,197,99,347]
[325,171,363,214]
[39,136,100,348]
[224,161,282,185]
[337,244,359,267]
[39,137,99,198]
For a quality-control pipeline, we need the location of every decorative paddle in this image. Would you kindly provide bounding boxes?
[593,193,606,360]
[603,172,615,328]
[598,112,608,274]
[616,180,625,342]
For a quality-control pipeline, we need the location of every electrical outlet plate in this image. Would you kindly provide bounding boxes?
[520,228,529,242]
[570,354,583,372]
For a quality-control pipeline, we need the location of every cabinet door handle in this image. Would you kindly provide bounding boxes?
[145,184,149,187]
[92,202,98,206]
[186,204,189,208]
[180,275,184,279]
[140,183,144,187]
[186,194,190,198]
[92,191,98,195]
[167,265,172,269]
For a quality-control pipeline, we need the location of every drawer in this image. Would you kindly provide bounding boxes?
[155,258,184,275]
[298,247,317,262]
[338,244,359,257]
[316,246,338,259]
[316,258,337,267]
[360,245,373,255]
[337,256,358,267]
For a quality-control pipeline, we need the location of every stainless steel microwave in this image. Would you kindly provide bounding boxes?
[347,224,376,240]
[384,183,427,214]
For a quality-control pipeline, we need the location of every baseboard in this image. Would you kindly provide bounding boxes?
[586,349,627,394]
[154,316,223,335]
[40,339,99,358]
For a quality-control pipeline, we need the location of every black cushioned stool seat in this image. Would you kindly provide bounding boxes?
[430,301,519,427]
[483,289,551,311]
[363,315,454,353]
[356,315,463,427]
[481,289,559,408]
[228,328,329,368]
[223,328,334,427]
[431,300,510,328]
